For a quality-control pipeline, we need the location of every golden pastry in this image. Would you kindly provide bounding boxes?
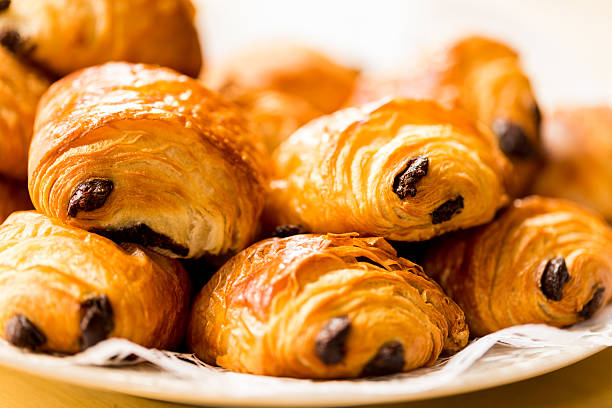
[205,44,358,150]
[352,36,541,196]
[424,196,612,336]
[533,106,612,220]
[0,176,31,222]
[0,0,202,77]
[265,98,510,242]
[0,47,49,179]
[0,211,190,353]
[29,62,268,259]
[188,233,468,378]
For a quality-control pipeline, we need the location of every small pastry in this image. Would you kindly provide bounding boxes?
[205,44,359,150]
[0,176,31,222]
[532,106,612,221]
[265,98,510,242]
[0,0,202,77]
[188,233,468,378]
[352,36,541,196]
[29,62,268,259]
[0,211,190,353]
[0,47,49,179]
[424,196,612,336]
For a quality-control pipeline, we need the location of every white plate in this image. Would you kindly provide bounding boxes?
[0,325,607,407]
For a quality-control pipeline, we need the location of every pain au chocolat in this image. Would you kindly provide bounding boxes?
[205,44,359,151]
[28,62,268,259]
[265,98,510,242]
[0,0,202,77]
[0,211,190,353]
[424,196,612,336]
[0,46,48,180]
[188,233,468,378]
[352,36,541,196]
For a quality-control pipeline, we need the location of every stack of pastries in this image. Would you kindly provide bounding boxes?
[0,0,610,381]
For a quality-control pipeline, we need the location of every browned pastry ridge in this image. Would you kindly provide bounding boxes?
[424,196,612,336]
[0,47,49,180]
[205,44,359,151]
[265,98,511,242]
[28,62,269,259]
[188,233,468,378]
[0,0,202,77]
[0,211,191,353]
[352,36,542,196]
[533,106,612,221]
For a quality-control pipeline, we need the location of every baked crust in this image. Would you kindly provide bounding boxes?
[424,196,612,336]
[188,233,468,378]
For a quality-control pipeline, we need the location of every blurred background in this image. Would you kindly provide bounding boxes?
[196,0,612,108]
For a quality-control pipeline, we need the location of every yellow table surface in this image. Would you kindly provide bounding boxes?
[0,347,610,408]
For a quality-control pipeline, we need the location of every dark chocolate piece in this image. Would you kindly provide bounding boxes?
[431,196,464,225]
[0,30,22,53]
[540,256,570,301]
[0,0,10,12]
[80,295,114,350]
[578,287,605,319]
[393,156,429,199]
[67,179,114,218]
[361,341,405,377]
[5,315,46,350]
[272,224,308,238]
[315,316,351,365]
[355,256,385,269]
[91,224,189,257]
[492,119,535,158]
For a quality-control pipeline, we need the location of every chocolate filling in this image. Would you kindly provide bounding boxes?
[361,341,405,377]
[578,287,605,320]
[272,224,308,238]
[91,224,189,257]
[315,316,351,365]
[393,156,429,199]
[80,295,114,350]
[540,256,570,301]
[0,30,22,53]
[431,196,464,225]
[492,118,536,158]
[67,179,114,218]
[5,315,46,350]
[0,0,10,12]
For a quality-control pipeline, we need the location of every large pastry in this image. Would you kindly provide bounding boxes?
[352,36,541,196]
[205,44,359,150]
[0,211,190,353]
[29,62,268,259]
[533,106,612,221]
[0,47,49,179]
[188,233,468,378]
[424,196,612,336]
[265,98,510,242]
[0,0,202,77]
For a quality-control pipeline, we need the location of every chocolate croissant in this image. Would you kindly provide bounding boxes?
[0,211,190,353]
[29,62,268,259]
[533,106,612,221]
[0,47,48,179]
[0,0,202,77]
[188,233,468,378]
[265,98,510,242]
[205,44,358,150]
[424,196,612,336]
[352,36,541,196]
[0,176,31,223]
